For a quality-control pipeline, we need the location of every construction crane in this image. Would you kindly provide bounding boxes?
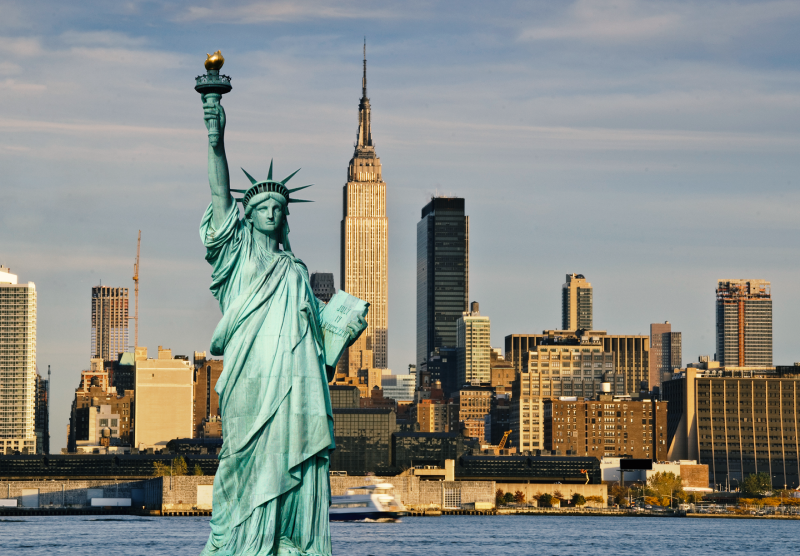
[132,230,141,348]
[493,430,512,455]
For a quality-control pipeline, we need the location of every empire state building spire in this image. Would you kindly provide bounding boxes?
[356,39,373,150]
[338,42,389,376]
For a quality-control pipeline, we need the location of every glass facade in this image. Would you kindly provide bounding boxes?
[330,408,395,475]
[416,197,468,383]
[392,432,465,469]
[455,455,601,484]
[329,386,361,409]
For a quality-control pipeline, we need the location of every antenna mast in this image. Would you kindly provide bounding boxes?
[132,231,141,348]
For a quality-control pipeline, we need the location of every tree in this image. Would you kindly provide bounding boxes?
[513,491,526,504]
[647,472,685,507]
[686,491,704,504]
[536,493,553,508]
[610,484,629,506]
[571,493,586,507]
[502,492,515,504]
[193,464,204,476]
[742,472,772,496]
[152,456,189,477]
[552,490,564,501]
[495,489,505,505]
[585,495,605,507]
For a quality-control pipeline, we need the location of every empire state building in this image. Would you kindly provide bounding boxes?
[340,47,388,373]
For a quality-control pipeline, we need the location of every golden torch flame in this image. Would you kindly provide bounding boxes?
[205,51,225,71]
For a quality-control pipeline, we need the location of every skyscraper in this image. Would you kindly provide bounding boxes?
[416,197,469,378]
[340,45,388,373]
[457,302,491,386]
[650,321,682,389]
[0,265,38,455]
[310,272,335,303]
[35,370,49,454]
[562,273,592,331]
[91,285,129,362]
[716,279,772,366]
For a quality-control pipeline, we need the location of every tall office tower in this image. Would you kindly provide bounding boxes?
[416,197,469,380]
[34,372,49,454]
[650,321,682,389]
[0,265,38,455]
[340,46,388,374]
[716,279,772,366]
[456,302,491,386]
[562,273,593,331]
[91,285,129,362]
[310,272,336,303]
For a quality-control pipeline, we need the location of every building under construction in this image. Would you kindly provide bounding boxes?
[91,286,129,363]
[716,279,772,367]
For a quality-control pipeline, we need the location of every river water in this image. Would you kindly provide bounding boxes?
[0,515,797,555]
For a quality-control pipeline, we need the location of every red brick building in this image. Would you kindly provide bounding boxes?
[544,395,668,460]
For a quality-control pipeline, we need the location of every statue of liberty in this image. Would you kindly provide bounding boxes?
[197,57,366,555]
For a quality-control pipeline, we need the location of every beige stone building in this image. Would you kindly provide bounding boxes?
[506,330,650,394]
[457,302,491,386]
[340,48,388,374]
[0,266,37,455]
[133,346,194,450]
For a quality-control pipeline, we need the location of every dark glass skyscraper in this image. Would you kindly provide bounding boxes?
[416,197,469,378]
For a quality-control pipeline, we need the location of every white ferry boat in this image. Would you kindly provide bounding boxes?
[329,483,407,522]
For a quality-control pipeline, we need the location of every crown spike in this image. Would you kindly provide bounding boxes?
[281,168,301,185]
[267,159,273,181]
[241,168,258,185]
[287,184,313,194]
[289,199,313,203]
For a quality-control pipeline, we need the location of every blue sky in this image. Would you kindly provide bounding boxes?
[1,0,799,452]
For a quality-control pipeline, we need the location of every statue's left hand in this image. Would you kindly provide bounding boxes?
[346,315,368,347]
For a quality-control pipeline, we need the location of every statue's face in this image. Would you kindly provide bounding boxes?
[250,198,284,235]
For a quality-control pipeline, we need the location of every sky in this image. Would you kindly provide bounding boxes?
[1,0,799,453]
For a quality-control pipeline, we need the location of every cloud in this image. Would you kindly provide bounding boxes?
[59,30,150,48]
[177,0,404,23]
[518,0,800,44]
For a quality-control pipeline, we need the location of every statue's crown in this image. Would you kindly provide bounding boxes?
[232,160,313,208]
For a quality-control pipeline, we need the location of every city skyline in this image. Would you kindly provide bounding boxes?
[1,2,799,452]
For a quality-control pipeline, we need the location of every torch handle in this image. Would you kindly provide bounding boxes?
[204,93,222,148]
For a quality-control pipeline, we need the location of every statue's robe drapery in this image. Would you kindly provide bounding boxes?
[199,202,334,556]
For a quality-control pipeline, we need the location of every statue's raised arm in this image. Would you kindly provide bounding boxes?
[202,93,233,229]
